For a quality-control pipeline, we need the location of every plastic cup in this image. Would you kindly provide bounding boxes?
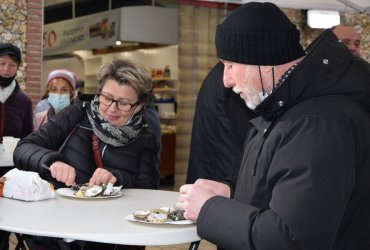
[2,136,15,154]
[13,138,20,151]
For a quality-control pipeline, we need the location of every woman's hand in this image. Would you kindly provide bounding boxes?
[49,161,77,187]
[89,168,117,186]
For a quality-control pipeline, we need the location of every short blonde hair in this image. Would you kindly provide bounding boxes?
[97,59,152,103]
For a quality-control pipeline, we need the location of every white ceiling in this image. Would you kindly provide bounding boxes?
[43,0,370,12]
[200,0,370,12]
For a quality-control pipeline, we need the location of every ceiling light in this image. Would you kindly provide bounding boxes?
[115,41,122,46]
[307,10,340,29]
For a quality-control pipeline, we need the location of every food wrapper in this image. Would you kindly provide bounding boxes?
[0,168,55,201]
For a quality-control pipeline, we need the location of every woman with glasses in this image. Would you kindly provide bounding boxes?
[14,58,159,190]
[13,59,159,249]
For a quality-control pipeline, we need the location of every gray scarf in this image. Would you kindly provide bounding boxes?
[85,95,146,147]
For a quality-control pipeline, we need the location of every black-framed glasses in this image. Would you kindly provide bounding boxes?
[98,94,139,112]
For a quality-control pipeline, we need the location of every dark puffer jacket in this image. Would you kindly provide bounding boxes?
[186,62,256,184]
[13,98,160,189]
[197,30,370,249]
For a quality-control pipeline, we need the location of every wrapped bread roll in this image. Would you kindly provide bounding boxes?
[0,168,55,201]
[0,176,5,197]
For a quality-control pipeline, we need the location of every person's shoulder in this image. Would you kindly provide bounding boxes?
[35,99,50,113]
[138,128,158,148]
[14,88,32,103]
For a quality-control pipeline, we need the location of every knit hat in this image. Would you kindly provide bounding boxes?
[215,2,305,66]
[0,43,22,63]
[47,69,77,90]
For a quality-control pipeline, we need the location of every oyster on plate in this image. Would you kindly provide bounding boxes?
[133,207,185,223]
[74,183,122,198]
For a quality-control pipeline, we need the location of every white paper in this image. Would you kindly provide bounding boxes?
[3,168,55,201]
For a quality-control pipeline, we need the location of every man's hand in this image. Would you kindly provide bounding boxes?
[177,179,230,222]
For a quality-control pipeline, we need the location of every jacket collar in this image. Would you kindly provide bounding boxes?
[254,29,360,120]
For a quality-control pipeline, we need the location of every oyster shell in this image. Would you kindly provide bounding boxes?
[102,183,122,196]
[84,185,103,197]
[73,183,122,198]
[132,207,185,223]
[74,185,88,198]
[133,209,151,220]
[168,208,185,221]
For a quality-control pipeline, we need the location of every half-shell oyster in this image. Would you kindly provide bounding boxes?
[73,184,122,198]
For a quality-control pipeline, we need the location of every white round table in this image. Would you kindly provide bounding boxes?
[0,188,200,246]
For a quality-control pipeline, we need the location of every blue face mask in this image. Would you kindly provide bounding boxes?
[48,93,71,113]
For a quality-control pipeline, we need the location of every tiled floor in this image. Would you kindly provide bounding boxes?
[9,234,216,250]
[146,241,216,250]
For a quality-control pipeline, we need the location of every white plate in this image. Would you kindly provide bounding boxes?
[56,188,123,199]
[125,214,193,225]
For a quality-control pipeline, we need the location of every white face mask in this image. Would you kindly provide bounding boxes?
[48,93,71,113]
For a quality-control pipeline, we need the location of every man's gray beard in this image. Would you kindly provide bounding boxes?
[243,88,262,110]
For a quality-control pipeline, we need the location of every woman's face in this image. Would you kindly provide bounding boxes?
[99,78,142,127]
[0,55,18,78]
[48,78,74,99]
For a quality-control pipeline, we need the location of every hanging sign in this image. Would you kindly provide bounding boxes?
[43,9,120,56]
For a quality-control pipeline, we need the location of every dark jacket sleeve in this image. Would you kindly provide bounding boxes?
[13,104,84,181]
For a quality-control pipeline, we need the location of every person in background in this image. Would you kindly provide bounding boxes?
[14,59,159,250]
[178,2,370,249]
[186,61,256,184]
[332,24,361,56]
[0,43,33,141]
[0,43,33,250]
[34,69,77,130]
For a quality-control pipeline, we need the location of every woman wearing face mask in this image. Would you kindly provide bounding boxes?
[14,59,159,249]
[34,69,77,130]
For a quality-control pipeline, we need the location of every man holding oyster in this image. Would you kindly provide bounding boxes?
[178,2,370,250]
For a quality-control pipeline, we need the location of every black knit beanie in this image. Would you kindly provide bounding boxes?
[0,43,22,63]
[215,2,305,66]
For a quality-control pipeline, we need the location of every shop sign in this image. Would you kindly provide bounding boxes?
[43,9,120,56]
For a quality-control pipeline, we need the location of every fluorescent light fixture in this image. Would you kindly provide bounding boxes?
[307,10,340,29]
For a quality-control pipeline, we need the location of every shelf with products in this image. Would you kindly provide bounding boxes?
[83,57,101,94]
[152,78,177,134]
[153,78,177,92]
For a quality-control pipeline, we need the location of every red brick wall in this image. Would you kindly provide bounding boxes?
[26,0,43,107]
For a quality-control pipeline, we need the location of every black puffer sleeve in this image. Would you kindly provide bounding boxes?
[13,103,85,182]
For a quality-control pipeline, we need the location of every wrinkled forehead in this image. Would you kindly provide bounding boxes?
[333,26,360,42]
[48,78,72,88]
